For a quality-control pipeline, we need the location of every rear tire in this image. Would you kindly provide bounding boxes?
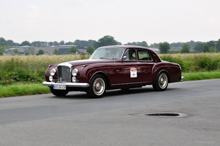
[87,74,106,98]
[153,72,168,91]
[50,88,69,96]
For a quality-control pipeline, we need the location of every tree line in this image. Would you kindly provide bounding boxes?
[1,35,220,55]
[159,39,220,54]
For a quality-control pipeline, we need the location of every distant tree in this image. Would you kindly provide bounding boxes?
[141,44,147,47]
[206,41,215,48]
[159,42,170,54]
[149,43,159,48]
[53,41,59,46]
[216,39,220,52]
[32,41,41,47]
[49,42,54,46]
[74,40,96,47]
[53,49,60,55]
[126,41,148,47]
[65,41,74,45]
[194,43,204,53]
[69,46,78,54]
[42,42,48,47]
[13,49,19,54]
[20,41,31,46]
[60,40,65,45]
[86,45,95,54]
[94,35,118,49]
[181,44,190,53]
[0,37,7,46]
[7,40,15,46]
[202,45,209,52]
[25,50,30,55]
[209,47,215,52]
[38,49,44,55]
[0,46,6,55]
[88,40,96,47]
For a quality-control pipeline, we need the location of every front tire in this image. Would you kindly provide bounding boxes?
[153,72,169,91]
[50,88,69,96]
[87,74,106,98]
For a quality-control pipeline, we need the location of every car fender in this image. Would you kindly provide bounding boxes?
[152,63,170,83]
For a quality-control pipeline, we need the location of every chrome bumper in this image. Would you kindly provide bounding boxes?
[43,81,89,88]
[181,76,184,81]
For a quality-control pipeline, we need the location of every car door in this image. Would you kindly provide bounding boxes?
[120,48,141,84]
[136,49,154,83]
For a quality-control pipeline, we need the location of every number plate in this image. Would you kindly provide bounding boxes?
[53,84,66,90]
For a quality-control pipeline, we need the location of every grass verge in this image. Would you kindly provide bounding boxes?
[0,70,220,98]
[182,70,220,81]
[0,83,50,98]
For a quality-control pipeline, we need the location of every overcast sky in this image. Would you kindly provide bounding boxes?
[1,0,220,45]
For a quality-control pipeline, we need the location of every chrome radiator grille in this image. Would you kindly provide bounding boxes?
[57,66,71,82]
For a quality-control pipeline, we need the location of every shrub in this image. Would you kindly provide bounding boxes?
[160,55,185,71]
[0,55,90,85]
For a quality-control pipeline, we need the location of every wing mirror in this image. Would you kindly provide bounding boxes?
[123,56,127,61]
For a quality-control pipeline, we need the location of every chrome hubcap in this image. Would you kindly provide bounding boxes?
[158,73,168,89]
[93,77,105,96]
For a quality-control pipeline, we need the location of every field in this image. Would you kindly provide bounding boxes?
[0,54,90,85]
[0,53,220,97]
[160,53,220,72]
[1,53,220,85]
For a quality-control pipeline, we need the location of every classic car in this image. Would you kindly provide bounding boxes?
[43,45,184,97]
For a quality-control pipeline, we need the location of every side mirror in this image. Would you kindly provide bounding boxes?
[123,56,127,60]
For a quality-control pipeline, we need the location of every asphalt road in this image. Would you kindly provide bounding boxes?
[0,79,220,146]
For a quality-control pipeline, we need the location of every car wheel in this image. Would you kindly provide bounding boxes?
[87,74,106,98]
[50,88,69,96]
[153,72,168,91]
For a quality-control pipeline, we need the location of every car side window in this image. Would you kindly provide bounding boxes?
[138,50,152,61]
[124,49,137,61]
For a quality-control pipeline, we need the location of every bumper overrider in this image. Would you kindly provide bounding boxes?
[181,76,184,81]
[43,81,90,88]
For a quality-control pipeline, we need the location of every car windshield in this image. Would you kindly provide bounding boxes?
[90,48,124,60]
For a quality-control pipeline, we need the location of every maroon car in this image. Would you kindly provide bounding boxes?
[43,45,184,97]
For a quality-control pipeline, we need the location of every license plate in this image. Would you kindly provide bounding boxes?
[53,84,66,90]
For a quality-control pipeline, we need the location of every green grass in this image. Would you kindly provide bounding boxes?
[1,70,220,98]
[0,82,50,98]
[182,70,220,81]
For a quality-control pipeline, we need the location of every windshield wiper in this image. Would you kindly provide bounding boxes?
[99,57,107,59]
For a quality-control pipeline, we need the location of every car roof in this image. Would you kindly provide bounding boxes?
[99,45,147,49]
[98,45,158,53]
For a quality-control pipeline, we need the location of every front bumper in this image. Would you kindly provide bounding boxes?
[43,81,89,88]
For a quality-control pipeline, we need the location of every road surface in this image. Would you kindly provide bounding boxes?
[0,79,220,146]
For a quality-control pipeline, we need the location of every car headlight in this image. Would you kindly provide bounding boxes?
[50,69,56,76]
[72,69,78,76]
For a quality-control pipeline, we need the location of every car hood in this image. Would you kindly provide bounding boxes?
[59,59,116,67]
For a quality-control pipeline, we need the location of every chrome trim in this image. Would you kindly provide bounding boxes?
[112,81,149,86]
[43,81,89,88]
[57,62,72,68]
[181,76,184,81]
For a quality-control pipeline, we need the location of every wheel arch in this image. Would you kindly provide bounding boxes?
[153,69,170,84]
[89,72,110,89]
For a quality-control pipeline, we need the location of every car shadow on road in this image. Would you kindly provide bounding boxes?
[50,86,180,99]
